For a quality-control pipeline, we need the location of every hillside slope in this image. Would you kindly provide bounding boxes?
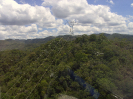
[0,35,78,51]
[0,34,133,99]
[1,33,133,51]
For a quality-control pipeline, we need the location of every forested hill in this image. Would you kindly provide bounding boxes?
[0,34,133,99]
[0,36,55,51]
[1,33,133,51]
[102,33,133,41]
[0,35,78,51]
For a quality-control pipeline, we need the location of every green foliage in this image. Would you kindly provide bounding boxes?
[97,78,117,92]
[0,34,133,99]
[89,34,97,41]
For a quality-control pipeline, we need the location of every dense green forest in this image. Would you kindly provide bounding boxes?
[0,34,133,99]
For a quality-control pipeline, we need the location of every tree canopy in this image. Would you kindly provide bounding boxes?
[0,34,133,99]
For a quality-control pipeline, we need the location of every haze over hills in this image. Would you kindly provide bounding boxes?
[0,35,79,51]
[1,33,133,51]
[0,36,55,51]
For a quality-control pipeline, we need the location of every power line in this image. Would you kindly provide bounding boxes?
[13,38,65,98]
[25,36,73,99]
[2,38,64,99]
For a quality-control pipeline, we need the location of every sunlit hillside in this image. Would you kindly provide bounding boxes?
[0,34,133,99]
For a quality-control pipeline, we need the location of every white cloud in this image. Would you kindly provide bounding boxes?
[41,0,132,36]
[42,0,125,27]
[128,22,133,29]
[57,24,70,35]
[106,0,114,5]
[42,0,62,7]
[0,23,62,40]
[131,3,133,7]
[0,25,6,31]
[6,24,38,33]
[0,0,65,40]
[128,22,133,34]
[0,24,39,39]
[38,28,43,30]
[0,0,132,40]
[74,25,101,34]
[110,0,114,5]
[19,24,38,33]
[94,0,98,3]
[37,30,56,37]
[0,30,6,40]
[42,0,88,19]
[20,0,26,4]
[0,0,63,28]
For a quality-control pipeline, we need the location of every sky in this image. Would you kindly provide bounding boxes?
[0,0,133,40]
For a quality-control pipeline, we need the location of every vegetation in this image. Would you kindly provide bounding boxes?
[0,35,77,51]
[0,34,133,99]
[1,33,133,51]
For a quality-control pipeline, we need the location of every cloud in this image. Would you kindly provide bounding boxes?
[128,22,133,34]
[128,22,133,29]
[38,28,43,30]
[0,0,132,40]
[42,0,62,7]
[37,30,56,37]
[0,24,39,39]
[0,0,63,28]
[41,0,131,36]
[42,0,125,27]
[6,24,38,33]
[0,0,37,25]
[106,0,114,5]
[0,23,62,40]
[0,25,6,31]
[94,0,98,3]
[56,24,70,35]
[20,0,26,4]
[131,3,133,7]
[42,0,88,19]
[0,31,6,40]
[74,25,100,33]
[109,0,114,5]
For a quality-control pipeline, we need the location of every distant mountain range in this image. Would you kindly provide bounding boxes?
[102,33,133,41]
[0,33,133,51]
[0,36,55,51]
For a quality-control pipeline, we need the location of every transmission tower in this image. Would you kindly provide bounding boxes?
[66,20,77,35]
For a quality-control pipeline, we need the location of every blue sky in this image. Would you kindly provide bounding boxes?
[16,0,133,17]
[88,0,133,16]
[0,0,133,40]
